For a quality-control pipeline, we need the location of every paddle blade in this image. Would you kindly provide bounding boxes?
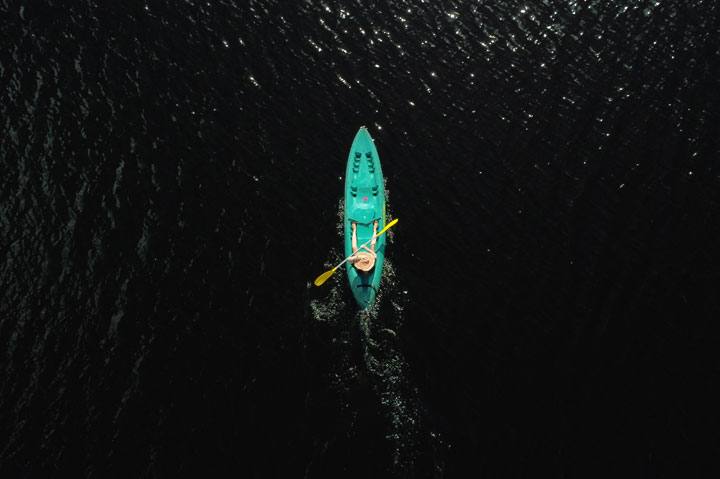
[313,267,338,286]
[378,218,398,236]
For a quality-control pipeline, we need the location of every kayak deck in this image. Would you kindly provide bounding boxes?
[344,127,385,308]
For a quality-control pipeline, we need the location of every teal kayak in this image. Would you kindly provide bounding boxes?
[344,127,386,308]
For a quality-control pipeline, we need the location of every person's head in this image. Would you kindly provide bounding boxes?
[354,252,375,272]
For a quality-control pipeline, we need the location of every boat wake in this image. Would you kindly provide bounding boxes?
[306,196,445,477]
[355,259,424,475]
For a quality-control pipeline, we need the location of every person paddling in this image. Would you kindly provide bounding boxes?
[349,220,378,272]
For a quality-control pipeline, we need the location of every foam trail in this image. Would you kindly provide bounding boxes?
[309,194,444,476]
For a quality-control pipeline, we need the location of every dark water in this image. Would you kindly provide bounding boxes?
[2,0,720,477]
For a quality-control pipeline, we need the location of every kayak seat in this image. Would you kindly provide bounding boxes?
[372,185,378,196]
[350,185,357,196]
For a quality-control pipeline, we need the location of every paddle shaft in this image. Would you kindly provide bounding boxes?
[334,218,398,269]
[334,230,381,270]
[313,218,397,286]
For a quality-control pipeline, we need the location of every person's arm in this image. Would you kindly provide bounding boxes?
[370,221,378,250]
[348,222,359,264]
[351,222,358,253]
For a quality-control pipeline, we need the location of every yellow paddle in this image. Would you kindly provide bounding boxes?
[313,218,398,286]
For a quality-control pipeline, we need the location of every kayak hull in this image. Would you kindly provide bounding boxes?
[344,127,385,308]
